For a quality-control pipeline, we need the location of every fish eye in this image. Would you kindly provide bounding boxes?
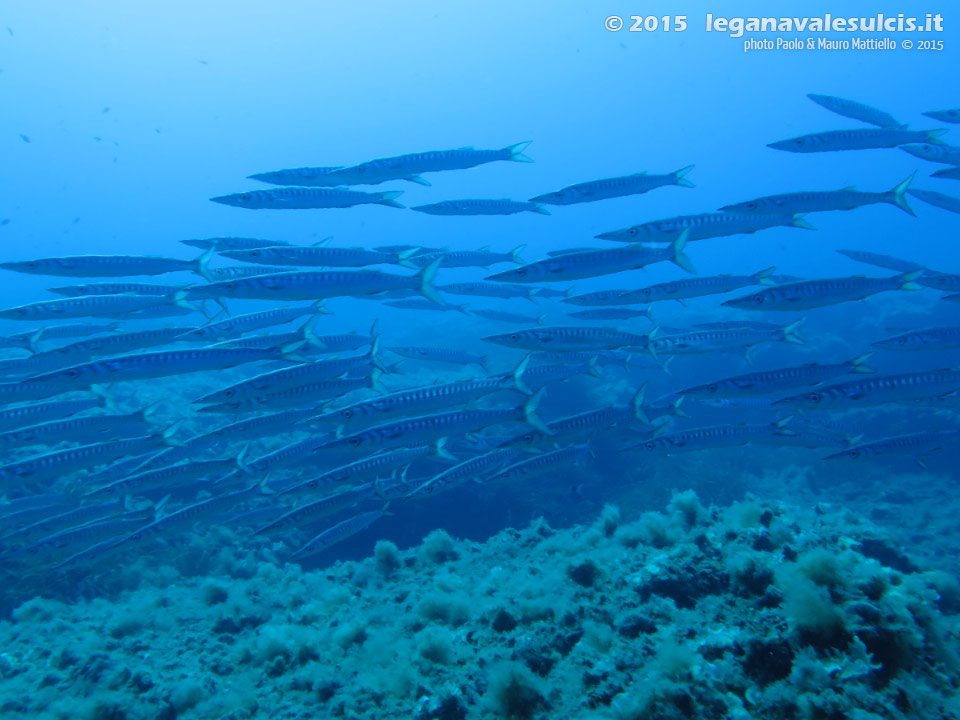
[516,268,527,276]
[753,295,764,304]
[350,436,362,446]
[240,194,250,201]
[708,384,718,393]
[748,202,758,210]
[645,442,655,450]
[807,392,821,403]
[510,334,520,342]
[848,449,860,458]
[795,138,805,145]
[340,409,354,418]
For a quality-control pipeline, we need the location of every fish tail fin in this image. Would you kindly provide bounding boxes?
[850,352,876,373]
[536,314,546,327]
[456,304,471,316]
[377,191,405,208]
[898,269,924,291]
[511,244,527,264]
[26,329,45,353]
[312,299,332,315]
[927,128,949,143]
[522,388,552,435]
[406,175,431,187]
[754,266,777,285]
[783,318,805,344]
[479,355,490,374]
[511,354,533,395]
[417,258,444,305]
[671,396,689,418]
[235,444,253,475]
[888,172,917,216]
[673,165,696,188]
[368,335,386,372]
[369,368,386,394]
[670,230,696,274]
[299,313,321,345]
[395,247,420,269]
[631,385,649,423]
[791,214,817,230]
[530,203,551,215]
[195,247,216,281]
[526,288,541,305]
[504,140,534,163]
[434,437,456,461]
[587,355,604,379]
[136,399,163,424]
[161,420,185,447]
[646,326,659,362]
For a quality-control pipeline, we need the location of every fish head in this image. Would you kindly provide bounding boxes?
[900,143,939,160]
[774,390,824,408]
[487,266,529,282]
[871,335,911,350]
[210,192,260,208]
[767,137,809,152]
[482,331,526,348]
[822,447,866,462]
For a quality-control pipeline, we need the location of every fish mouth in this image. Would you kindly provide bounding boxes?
[527,194,549,203]
[594,231,619,240]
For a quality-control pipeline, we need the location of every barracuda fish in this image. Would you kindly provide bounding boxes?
[722,272,922,311]
[485,444,592,484]
[872,327,960,351]
[483,325,651,352]
[768,128,945,153]
[202,265,279,281]
[623,419,793,456]
[198,371,382,414]
[5,513,152,569]
[408,448,526,498]
[80,479,270,560]
[180,260,441,304]
[197,342,382,405]
[932,167,960,180]
[0,397,107,433]
[0,409,156,451]
[0,425,181,485]
[412,199,549,216]
[387,345,488,371]
[385,299,470,314]
[28,345,304,390]
[0,294,188,321]
[375,244,446,256]
[312,389,549,457]
[247,166,348,186]
[836,249,926,273]
[472,309,545,325]
[439,282,541,303]
[15,327,197,377]
[719,174,915,216]
[773,368,960,409]
[648,321,804,358]
[279,446,436,497]
[529,166,694,206]
[1,500,124,545]
[310,358,530,430]
[174,304,324,342]
[917,272,960,293]
[290,509,385,559]
[47,282,185,297]
[807,93,905,128]
[693,321,783,332]
[596,212,810,243]
[487,233,693,283]
[900,143,960,165]
[565,268,775,307]
[515,359,603,390]
[676,354,874,398]
[83,455,244,500]
[908,188,960,215]
[499,388,648,449]
[568,308,652,321]
[210,187,405,210]
[254,484,373,536]
[0,378,82,406]
[823,431,959,464]
[219,245,417,268]
[0,250,212,278]
[181,237,292,251]
[406,246,526,269]
[321,141,533,186]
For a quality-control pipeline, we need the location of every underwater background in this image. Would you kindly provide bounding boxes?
[1,1,959,718]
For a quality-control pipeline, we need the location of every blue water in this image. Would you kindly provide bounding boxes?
[1,4,959,717]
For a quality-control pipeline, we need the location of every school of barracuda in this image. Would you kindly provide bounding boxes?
[1,93,959,596]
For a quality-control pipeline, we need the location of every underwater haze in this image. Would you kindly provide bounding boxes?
[1,2,960,719]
